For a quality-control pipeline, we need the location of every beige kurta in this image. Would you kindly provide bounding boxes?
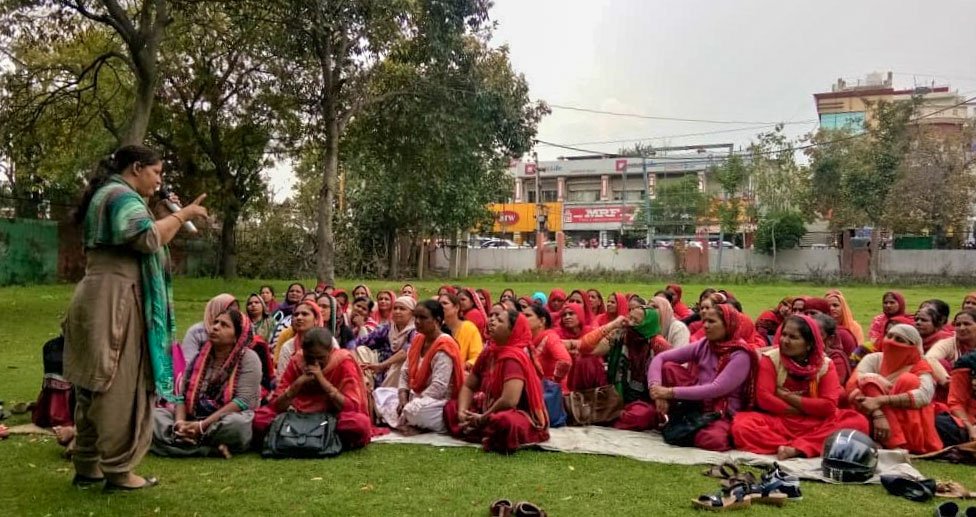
[63,226,160,474]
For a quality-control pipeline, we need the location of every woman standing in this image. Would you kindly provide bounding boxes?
[64,145,207,490]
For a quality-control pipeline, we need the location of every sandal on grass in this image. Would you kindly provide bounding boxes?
[692,489,751,511]
[489,499,513,517]
[513,501,547,517]
[880,474,935,502]
[703,462,739,480]
[935,501,959,517]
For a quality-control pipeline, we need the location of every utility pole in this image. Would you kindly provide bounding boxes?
[641,153,653,250]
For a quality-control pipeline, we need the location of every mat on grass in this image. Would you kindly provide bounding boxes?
[374,425,923,484]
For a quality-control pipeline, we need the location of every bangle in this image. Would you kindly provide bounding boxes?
[170,212,185,224]
[198,420,205,433]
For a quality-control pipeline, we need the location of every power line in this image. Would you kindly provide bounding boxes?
[544,122,817,148]
[548,103,818,125]
[536,95,976,160]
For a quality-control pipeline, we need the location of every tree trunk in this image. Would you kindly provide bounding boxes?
[123,75,155,145]
[388,232,399,278]
[219,203,240,279]
[316,116,340,286]
[868,227,881,283]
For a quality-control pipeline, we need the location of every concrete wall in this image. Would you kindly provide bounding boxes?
[433,247,976,280]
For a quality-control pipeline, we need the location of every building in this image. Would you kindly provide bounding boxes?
[492,144,738,246]
[814,71,970,132]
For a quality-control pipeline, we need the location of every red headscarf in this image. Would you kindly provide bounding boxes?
[879,324,932,379]
[587,289,606,317]
[710,304,759,410]
[667,284,693,319]
[438,285,458,296]
[556,303,590,339]
[596,292,628,326]
[461,287,488,339]
[568,289,595,326]
[332,289,350,316]
[476,289,492,308]
[801,296,831,315]
[548,288,567,313]
[484,313,548,429]
[185,311,253,416]
[373,290,397,324]
[775,315,826,379]
[407,333,464,398]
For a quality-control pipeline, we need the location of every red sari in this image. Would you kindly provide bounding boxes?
[594,292,627,327]
[253,349,374,449]
[532,328,572,390]
[846,339,943,453]
[444,314,549,453]
[667,284,693,320]
[461,287,489,340]
[732,316,869,457]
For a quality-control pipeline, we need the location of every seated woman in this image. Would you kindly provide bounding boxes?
[349,296,379,339]
[963,293,976,312]
[665,284,693,320]
[444,307,549,453]
[587,289,606,322]
[499,288,517,306]
[246,293,275,344]
[372,290,396,326]
[732,315,869,459]
[916,305,952,353]
[459,288,489,339]
[595,292,627,327]
[547,289,567,316]
[826,290,864,345]
[440,293,484,370]
[153,309,261,458]
[646,305,758,451]
[180,293,237,371]
[568,306,670,430]
[926,310,976,387]
[568,289,596,327]
[253,328,373,451]
[354,296,417,388]
[935,351,976,447]
[755,297,793,345]
[259,285,279,314]
[846,324,943,454]
[523,304,572,390]
[274,302,323,381]
[558,303,601,391]
[269,283,306,347]
[810,313,852,386]
[868,291,906,344]
[374,300,463,433]
[652,295,690,347]
[476,289,492,312]
[400,283,418,300]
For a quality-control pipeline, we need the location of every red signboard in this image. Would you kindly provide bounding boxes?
[615,159,628,172]
[563,206,636,224]
[496,210,520,225]
[525,163,537,176]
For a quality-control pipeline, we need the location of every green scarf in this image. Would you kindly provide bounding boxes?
[632,307,661,338]
[84,176,180,403]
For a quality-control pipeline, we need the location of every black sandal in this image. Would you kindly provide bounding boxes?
[692,486,751,511]
[71,474,105,488]
[490,499,513,517]
[881,475,935,502]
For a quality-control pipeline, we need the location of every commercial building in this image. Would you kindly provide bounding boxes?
[814,71,970,132]
[496,145,737,246]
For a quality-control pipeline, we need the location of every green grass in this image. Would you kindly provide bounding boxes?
[1,278,975,516]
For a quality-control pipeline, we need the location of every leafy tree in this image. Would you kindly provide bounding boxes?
[754,210,806,258]
[748,124,810,215]
[635,175,707,237]
[713,153,748,238]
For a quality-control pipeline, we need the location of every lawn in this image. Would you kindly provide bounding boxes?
[1,277,974,516]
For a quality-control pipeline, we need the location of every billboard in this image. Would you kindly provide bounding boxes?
[563,205,636,224]
[488,203,562,233]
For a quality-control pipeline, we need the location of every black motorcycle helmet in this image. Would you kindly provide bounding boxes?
[822,429,879,482]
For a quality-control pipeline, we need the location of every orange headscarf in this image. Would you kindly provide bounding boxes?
[826,290,864,343]
[407,333,464,398]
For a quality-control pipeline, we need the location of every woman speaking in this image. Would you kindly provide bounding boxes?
[64,145,207,491]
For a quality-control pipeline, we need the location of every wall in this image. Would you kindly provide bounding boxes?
[432,247,976,280]
[0,218,59,285]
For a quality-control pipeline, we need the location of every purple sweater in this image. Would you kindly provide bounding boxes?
[647,338,752,413]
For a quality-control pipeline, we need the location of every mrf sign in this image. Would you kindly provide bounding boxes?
[563,205,636,225]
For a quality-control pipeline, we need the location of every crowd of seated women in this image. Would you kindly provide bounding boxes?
[48,282,973,458]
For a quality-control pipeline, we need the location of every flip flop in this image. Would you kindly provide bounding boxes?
[490,499,513,517]
[103,476,159,493]
[513,501,547,517]
[880,474,935,502]
[703,462,739,480]
[692,489,751,511]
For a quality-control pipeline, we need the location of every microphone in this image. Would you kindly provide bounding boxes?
[158,187,198,234]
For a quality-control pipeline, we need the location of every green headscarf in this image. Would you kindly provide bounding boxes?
[632,307,661,339]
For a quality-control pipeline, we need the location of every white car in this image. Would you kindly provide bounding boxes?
[481,239,520,249]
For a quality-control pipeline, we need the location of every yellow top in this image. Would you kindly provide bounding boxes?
[453,320,484,367]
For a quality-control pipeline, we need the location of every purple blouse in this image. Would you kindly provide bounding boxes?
[647,337,752,413]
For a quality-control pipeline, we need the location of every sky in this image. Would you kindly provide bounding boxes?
[268,0,976,198]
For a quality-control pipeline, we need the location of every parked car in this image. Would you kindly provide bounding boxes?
[481,239,520,249]
[709,241,740,250]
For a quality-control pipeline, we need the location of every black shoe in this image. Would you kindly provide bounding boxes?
[880,474,935,502]
[935,501,959,517]
[103,476,159,493]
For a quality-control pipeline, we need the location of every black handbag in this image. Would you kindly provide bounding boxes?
[662,403,721,447]
[261,411,342,459]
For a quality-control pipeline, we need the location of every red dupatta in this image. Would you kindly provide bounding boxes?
[569,290,595,326]
[556,303,591,339]
[483,314,548,429]
[407,333,464,398]
[461,287,489,339]
[595,292,628,326]
[185,314,253,416]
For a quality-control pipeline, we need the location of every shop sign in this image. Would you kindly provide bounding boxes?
[563,206,636,224]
